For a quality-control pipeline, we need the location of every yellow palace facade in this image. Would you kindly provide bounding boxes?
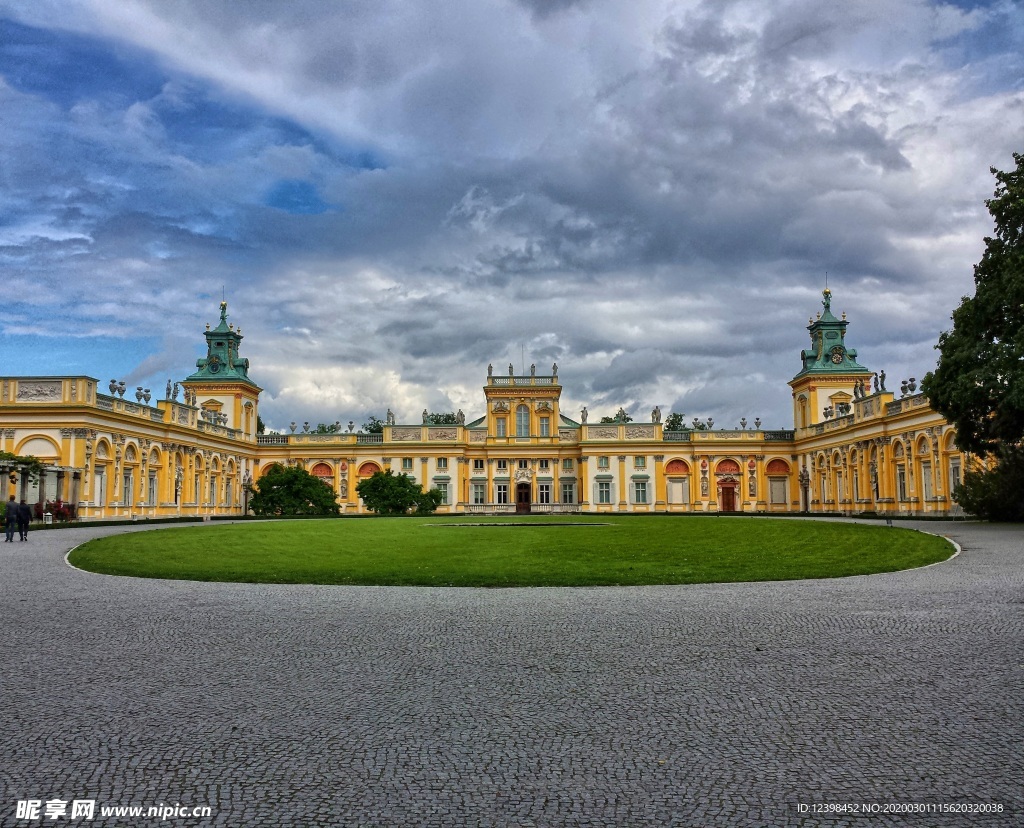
[0,293,969,520]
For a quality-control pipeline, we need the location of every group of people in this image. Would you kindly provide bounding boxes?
[5,495,32,542]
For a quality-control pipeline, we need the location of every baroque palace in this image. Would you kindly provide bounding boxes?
[0,291,968,519]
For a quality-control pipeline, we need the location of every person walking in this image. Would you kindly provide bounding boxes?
[17,499,32,541]
[4,495,17,542]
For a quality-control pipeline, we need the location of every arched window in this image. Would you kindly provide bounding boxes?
[516,405,530,437]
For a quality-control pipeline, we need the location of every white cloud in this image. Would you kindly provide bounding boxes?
[0,0,1021,429]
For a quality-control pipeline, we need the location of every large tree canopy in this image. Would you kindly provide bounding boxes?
[923,152,1024,456]
[356,470,443,516]
[248,465,340,516]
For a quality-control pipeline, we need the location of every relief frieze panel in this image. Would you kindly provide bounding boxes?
[17,381,62,402]
[625,425,655,439]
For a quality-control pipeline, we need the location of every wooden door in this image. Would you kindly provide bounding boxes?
[515,483,531,514]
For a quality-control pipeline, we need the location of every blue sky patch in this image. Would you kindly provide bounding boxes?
[0,17,165,109]
[264,180,331,215]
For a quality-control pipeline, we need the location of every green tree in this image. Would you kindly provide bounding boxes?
[256,415,265,434]
[664,412,685,431]
[599,410,633,423]
[248,465,340,516]
[951,446,1024,522]
[313,422,339,434]
[362,416,385,434]
[0,450,44,483]
[424,412,458,425]
[923,152,1024,456]
[922,152,1024,520]
[356,469,443,515]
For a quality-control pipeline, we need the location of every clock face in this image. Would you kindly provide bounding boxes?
[208,356,221,374]
[830,347,844,364]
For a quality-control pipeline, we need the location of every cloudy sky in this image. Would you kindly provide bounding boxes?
[1,0,1021,431]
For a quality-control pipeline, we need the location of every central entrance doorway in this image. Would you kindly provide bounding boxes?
[515,483,531,514]
[719,480,738,512]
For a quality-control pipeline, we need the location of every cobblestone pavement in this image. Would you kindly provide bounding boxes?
[0,520,1021,828]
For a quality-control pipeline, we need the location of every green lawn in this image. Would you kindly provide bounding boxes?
[68,516,954,587]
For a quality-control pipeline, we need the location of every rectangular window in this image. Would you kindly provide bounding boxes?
[473,459,484,471]
[437,457,448,471]
[209,479,217,506]
[561,482,575,504]
[562,458,573,471]
[949,458,962,491]
[518,459,529,470]
[496,419,507,437]
[897,465,907,501]
[539,417,550,437]
[598,456,609,469]
[538,459,550,472]
[123,474,134,507]
[402,458,413,471]
[598,481,611,504]
[496,483,509,504]
[538,483,551,504]
[435,482,449,505]
[921,462,933,500]
[769,478,787,505]
[472,483,486,505]
[95,470,106,507]
[497,460,508,472]
[225,480,233,507]
[148,473,157,505]
[634,456,646,469]
[634,481,648,504]
[516,406,530,437]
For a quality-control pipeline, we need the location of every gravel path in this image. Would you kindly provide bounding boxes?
[0,520,1020,827]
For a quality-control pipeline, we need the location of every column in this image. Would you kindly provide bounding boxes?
[70,472,81,517]
[457,457,468,512]
[654,455,666,510]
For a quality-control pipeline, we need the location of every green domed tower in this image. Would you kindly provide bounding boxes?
[788,289,873,429]
[182,301,262,440]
